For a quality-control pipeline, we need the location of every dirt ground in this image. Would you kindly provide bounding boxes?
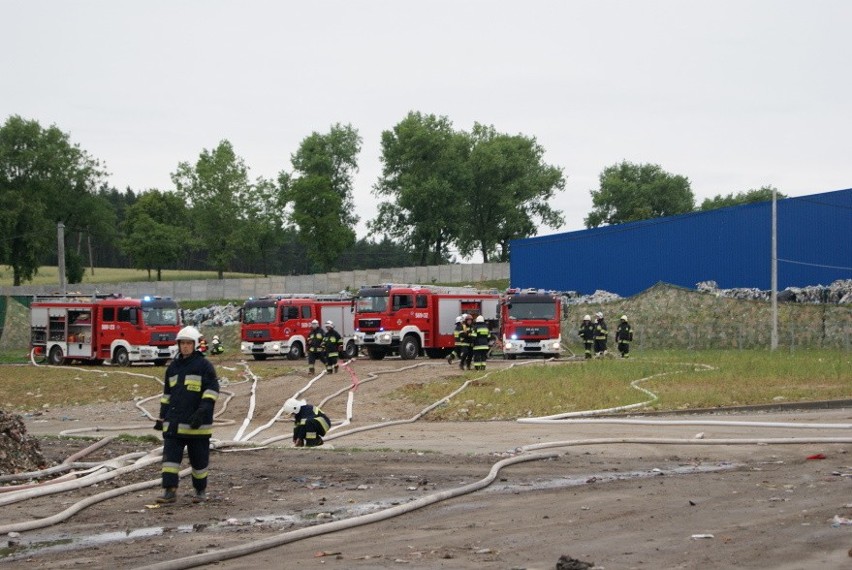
[4,355,852,569]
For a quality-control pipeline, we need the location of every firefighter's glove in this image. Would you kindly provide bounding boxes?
[188,410,204,429]
[153,420,164,432]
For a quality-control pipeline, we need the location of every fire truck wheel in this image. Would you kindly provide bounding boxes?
[399,335,420,360]
[344,340,358,359]
[113,347,130,367]
[48,345,65,366]
[286,343,303,360]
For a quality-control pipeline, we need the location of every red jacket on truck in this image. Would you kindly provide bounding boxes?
[240,294,357,361]
[353,284,500,360]
[30,294,181,366]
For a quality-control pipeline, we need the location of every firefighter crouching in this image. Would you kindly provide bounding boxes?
[285,397,331,447]
[306,319,326,374]
[155,325,220,504]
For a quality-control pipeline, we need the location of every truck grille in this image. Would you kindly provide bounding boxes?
[358,319,382,330]
[150,332,176,344]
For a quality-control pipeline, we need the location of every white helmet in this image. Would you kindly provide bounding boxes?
[310,319,319,327]
[284,397,305,415]
[475,315,485,323]
[325,320,334,328]
[175,326,202,349]
[583,314,591,321]
[212,335,219,341]
[620,315,628,321]
[595,311,603,319]
[455,316,463,323]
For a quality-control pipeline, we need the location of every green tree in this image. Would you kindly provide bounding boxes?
[171,140,251,279]
[458,124,565,262]
[699,185,786,211]
[0,115,106,285]
[371,112,469,265]
[121,191,192,281]
[285,124,361,272]
[233,176,288,277]
[585,161,694,228]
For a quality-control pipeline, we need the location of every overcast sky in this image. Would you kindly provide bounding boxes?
[3,1,850,254]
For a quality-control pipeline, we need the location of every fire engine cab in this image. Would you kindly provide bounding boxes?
[353,284,500,360]
[240,293,357,361]
[30,294,181,366]
[500,288,563,359]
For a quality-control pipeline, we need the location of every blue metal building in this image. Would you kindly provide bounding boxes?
[510,188,852,297]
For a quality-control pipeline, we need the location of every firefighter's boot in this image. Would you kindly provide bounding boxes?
[308,366,315,374]
[192,489,207,503]
[333,364,339,373]
[156,487,177,504]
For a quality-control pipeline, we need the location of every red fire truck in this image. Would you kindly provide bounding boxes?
[30,294,182,366]
[499,288,563,359]
[353,284,501,360]
[239,294,357,361]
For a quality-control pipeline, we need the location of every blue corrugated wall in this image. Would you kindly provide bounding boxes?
[510,188,852,296]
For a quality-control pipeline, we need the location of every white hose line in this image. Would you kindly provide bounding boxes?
[0,462,104,484]
[0,454,161,507]
[0,452,149,492]
[231,364,260,441]
[0,467,192,535]
[135,451,560,570]
[519,436,852,454]
[61,435,118,463]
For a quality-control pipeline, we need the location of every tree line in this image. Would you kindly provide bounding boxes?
[0,113,779,286]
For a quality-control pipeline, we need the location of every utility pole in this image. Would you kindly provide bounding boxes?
[770,188,778,351]
[57,222,67,295]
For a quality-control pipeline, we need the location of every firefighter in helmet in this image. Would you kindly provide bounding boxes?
[615,315,633,358]
[210,335,224,355]
[593,311,608,357]
[472,315,491,371]
[154,325,220,504]
[306,319,325,374]
[448,315,464,365]
[322,320,342,374]
[285,397,331,447]
[579,314,595,359]
[460,314,474,370]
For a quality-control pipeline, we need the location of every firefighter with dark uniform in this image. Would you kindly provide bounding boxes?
[448,315,464,364]
[306,319,326,374]
[154,325,219,504]
[285,397,331,447]
[460,314,474,370]
[578,314,595,359]
[472,315,491,371]
[322,320,342,374]
[593,311,608,357]
[615,314,633,358]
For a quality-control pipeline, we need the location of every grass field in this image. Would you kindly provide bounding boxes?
[1,350,848,416]
[0,266,261,287]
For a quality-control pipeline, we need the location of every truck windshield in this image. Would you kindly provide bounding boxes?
[243,305,277,324]
[142,307,179,326]
[356,295,388,313]
[507,302,556,320]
